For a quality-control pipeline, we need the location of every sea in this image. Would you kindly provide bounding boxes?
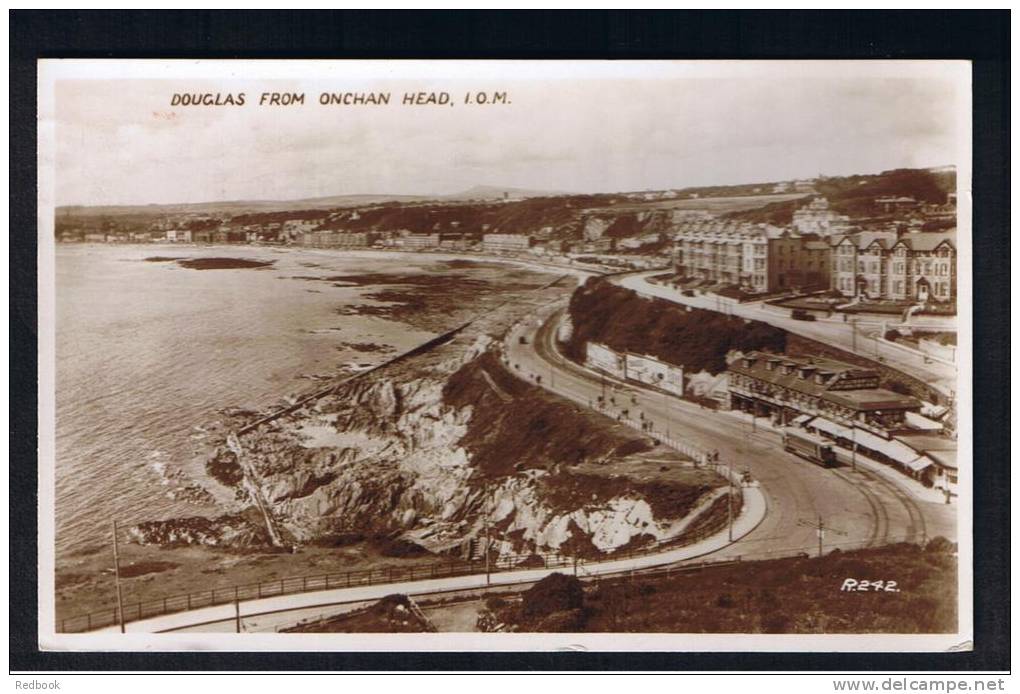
[53,244,453,562]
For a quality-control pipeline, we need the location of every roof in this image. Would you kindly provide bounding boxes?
[807,418,854,440]
[894,433,958,453]
[822,388,921,411]
[810,424,933,468]
[926,450,958,470]
[729,352,876,398]
[896,231,957,252]
[853,231,898,251]
[905,411,944,431]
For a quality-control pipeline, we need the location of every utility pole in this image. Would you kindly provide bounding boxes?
[663,388,669,439]
[797,516,847,557]
[112,520,126,634]
[851,426,857,473]
[483,479,491,586]
[727,463,734,542]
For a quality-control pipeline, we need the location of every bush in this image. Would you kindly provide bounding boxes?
[532,608,589,632]
[925,536,957,554]
[521,573,585,618]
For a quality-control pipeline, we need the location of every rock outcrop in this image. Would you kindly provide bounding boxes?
[134,329,726,558]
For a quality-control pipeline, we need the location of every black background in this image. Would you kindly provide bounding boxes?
[9,10,1010,672]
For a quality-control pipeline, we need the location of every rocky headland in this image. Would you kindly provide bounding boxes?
[131,299,727,562]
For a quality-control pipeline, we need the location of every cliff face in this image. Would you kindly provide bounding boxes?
[136,332,725,558]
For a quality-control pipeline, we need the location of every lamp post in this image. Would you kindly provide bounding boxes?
[483,479,491,586]
[851,425,857,473]
[727,460,734,542]
[111,520,126,634]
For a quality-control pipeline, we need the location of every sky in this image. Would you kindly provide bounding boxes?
[49,63,968,207]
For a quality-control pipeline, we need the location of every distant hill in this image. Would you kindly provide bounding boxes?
[56,194,436,218]
[443,185,572,201]
[723,167,957,224]
[56,185,568,218]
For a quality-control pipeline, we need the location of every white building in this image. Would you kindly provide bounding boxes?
[791,197,852,236]
[482,233,533,253]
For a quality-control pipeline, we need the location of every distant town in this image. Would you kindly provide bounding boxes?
[55,166,958,312]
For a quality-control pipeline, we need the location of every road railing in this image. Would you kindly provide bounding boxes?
[58,489,738,634]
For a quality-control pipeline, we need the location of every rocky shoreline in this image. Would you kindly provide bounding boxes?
[128,293,727,562]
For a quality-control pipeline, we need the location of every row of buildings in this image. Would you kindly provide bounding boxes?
[582,338,956,497]
[672,193,958,304]
[672,221,833,293]
[673,222,957,305]
[727,350,956,496]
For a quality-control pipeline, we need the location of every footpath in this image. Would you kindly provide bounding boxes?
[83,485,765,635]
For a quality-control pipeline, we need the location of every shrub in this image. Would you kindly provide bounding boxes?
[484,595,508,611]
[521,573,585,618]
[925,536,957,554]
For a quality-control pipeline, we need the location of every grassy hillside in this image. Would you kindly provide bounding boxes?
[726,168,955,224]
[564,279,787,375]
[496,540,958,633]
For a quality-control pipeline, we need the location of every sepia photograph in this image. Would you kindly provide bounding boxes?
[36,59,973,652]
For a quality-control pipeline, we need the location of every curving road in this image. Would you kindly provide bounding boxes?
[504,301,956,562]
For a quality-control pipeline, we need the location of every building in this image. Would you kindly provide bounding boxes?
[894,433,958,497]
[875,196,919,214]
[830,231,956,303]
[482,233,533,254]
[727,351,921,435]
[673,221,772,291]
[767,230,831,292]
[165,229,192,243]
[300,231,374,248]
[791,197,852,236]
[402,233,441,250]
[673,221,830,293]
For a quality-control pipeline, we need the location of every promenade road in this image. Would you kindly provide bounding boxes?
[612,271,957,397]
[503,302,956,569]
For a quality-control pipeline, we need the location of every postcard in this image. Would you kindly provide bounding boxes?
[37,59,972,652]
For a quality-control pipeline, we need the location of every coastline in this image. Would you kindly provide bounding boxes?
[53,245,579,623]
